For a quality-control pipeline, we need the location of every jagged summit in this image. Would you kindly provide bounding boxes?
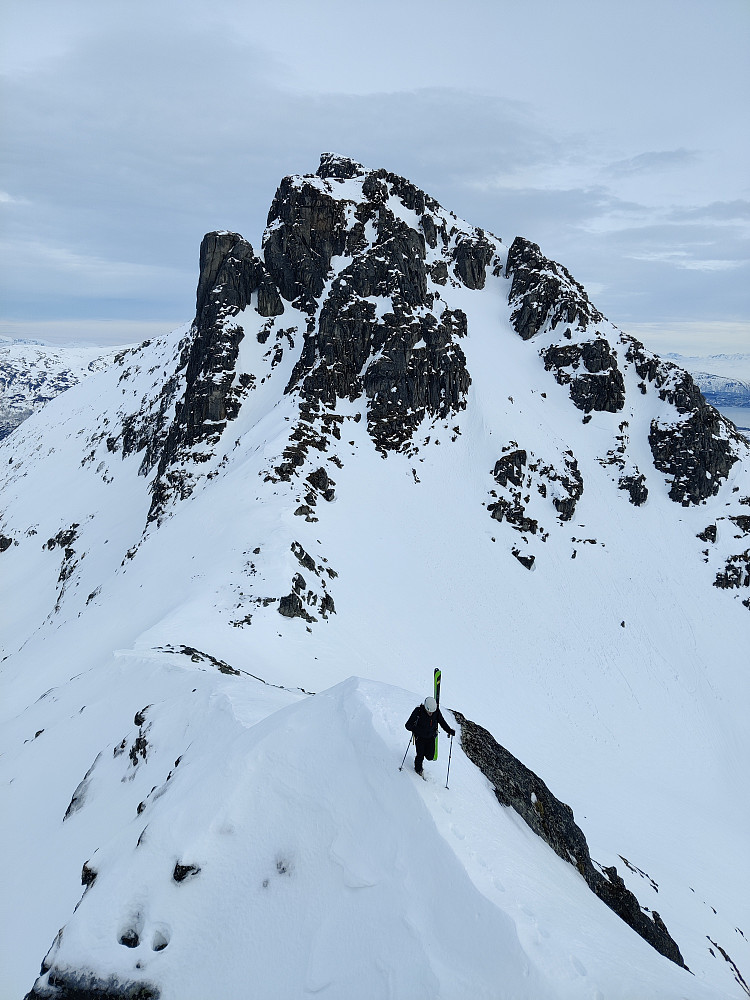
[2,156,750,1000]
[122,155,746,552]
[316,152,367,179]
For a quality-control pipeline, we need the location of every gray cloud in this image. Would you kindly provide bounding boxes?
[605,149,700,176]
[0,17,568,320]
[1,2,748,351]
[667,200,750,223]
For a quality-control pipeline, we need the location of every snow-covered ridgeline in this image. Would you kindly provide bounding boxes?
[0,337,127,440]
[665,353,750,431]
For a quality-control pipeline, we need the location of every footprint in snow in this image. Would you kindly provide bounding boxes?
[570,955,587,977]
[152,925,171,952]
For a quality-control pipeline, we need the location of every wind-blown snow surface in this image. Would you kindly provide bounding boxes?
[1,164,749,998]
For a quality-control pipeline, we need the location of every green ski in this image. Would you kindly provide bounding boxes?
[433,667,442,760]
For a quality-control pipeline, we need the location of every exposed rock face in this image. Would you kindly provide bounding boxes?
[714,548,750,591]
[649,407,739,506]
[264,179,350,314]
[505,237,603,341]
[452,711,687,968]
[316,151,366,180]
[196,231,283,322]
[453,233,496,289]
[84,154,746,613]
[623,336,742,505]
[541,338,626,414]
[142,233,283,522]
[276,159,481,456]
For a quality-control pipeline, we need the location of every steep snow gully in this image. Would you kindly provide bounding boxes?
[1,154,749,999]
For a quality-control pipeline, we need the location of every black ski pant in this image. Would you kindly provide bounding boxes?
[414,736,436,772]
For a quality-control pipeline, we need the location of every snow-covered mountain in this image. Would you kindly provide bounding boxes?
[1,154,749,1000]
[0,338,124,440]
[666,354,750,432]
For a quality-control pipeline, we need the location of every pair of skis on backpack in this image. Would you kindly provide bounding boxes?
[400,668,454,788]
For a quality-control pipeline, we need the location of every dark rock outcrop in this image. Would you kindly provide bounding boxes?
[24,969,159,1000]
[263,178,350,314]
[649,407,739,506]
[173,862,201,882]
[624,336,742,505]
[144,233,283,521]
[506,237,604,341]
[195,232,283,322]
[619,472,649,506]
[278,591,315,621]
[453,710,686,968]
[280,161,474,455]
[488,447,584,536]
[452,233,496,290]
[492,449,527,488]
[541,338,625,413]
[714,549,750,591]
[316,152,366,180]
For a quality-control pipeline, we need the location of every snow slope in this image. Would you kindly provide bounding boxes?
[1,157,749,999]
[0,337,125,440]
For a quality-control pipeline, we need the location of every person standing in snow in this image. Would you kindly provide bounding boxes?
[405,697,455,775]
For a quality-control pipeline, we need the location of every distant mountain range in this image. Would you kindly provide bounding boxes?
[666,354,750,430]
[0,337,124,439]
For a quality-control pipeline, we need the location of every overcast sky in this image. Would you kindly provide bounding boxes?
[1,0,748,354]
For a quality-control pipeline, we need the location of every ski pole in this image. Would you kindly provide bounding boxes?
[445,734,454,789]
[399,735,413,771]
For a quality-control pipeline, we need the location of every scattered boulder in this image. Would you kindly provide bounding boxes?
[619,473,649,507]
[173,862,201,883]
[278,592,315,622]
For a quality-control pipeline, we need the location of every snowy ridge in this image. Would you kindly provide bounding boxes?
[0,338,124,440]
[1,154,749,999]
[665,353,750,432]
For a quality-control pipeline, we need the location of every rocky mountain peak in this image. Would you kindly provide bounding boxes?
[92,154,749,605]
[316,152,367,179]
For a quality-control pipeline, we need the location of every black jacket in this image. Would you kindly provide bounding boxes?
[405,704,453,740]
